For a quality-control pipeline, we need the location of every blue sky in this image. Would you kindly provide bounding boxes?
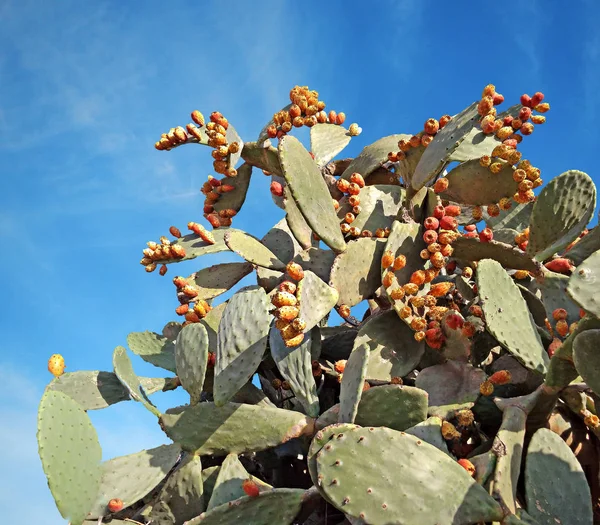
[1,1,599,522]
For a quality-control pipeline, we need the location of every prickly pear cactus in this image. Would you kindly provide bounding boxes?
[38,84,600,524]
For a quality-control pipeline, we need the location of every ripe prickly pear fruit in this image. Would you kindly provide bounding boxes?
[274,306,300,321]
[479,228,493,243]
[270,181,284,196]
[242,479,260,498]
[441,421,461,440]
[107,498,124,513]
[489,370,511,385]
[284,333,305,347]
[286,262,304,281]
[271,291,298,308]
[479,380,494,396]
[457,459,476,477]
[544,258,574,275]
[48,354,65,377]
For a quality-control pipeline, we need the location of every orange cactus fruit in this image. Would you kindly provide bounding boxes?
[439,115,452,128]
[441,421,461,440]
[274,306,300,321]
[48,354,66,377]
[457,459,476,477]
[349,172,365,188]
[291,317,306,332]
[555,319,569,338]
[429,282,454,298]
[489,370,511,386]
[552,308,568,321]
[242,479,261,498]
[382,271,397,288]
[286,262,304,281]
[107,498,124,513]
[393,255,407,271]
[278,281,297,295]
[271,292,298,308]
[455,409,475,428]
[381,250,394,269]
[334,360,347,373]
[390,376,403,385]
[479,380,494,396]
[339,304,351,319]
[284,332,305,347]
[433,178,449,193]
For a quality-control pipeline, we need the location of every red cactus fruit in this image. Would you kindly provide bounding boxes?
[439,115,452,128]
[531,91,545,107]
[278,281,297,294]
[424,118,440,135]
[339,304,351,319]
[425,328,444,349]
[424,216,440,230]
[520,94,532,107]
[423,230,438,244]
[548,338,562,358]
[556,319,569,338]
[270,181,284,196]
[544,258,574,275]
[469,305,483,318]
[432,206,445,221]
[479,227,493,243]
[444,312,465,330]
[440,216,458,230]
[433,178,449,193]
[492,93,504,105]
[108,499,124,513]
[519,107,532,122]
[444,205,461,217]
[552,308,568,321]
[457,459,476,477]
[242,479,260,498]
[462,321,476,338]
[334,360,347,373]
[489,370,512,386]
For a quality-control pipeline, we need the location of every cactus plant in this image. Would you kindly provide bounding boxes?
[38,84,600,524]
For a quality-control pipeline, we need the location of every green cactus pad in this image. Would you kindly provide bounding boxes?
[566,225,600,266]
[167,228,238,264]
[224,230,286,271]
[415,361,487,418]
[159,402,314,455]
[190,262,254,301]
[150,454,204,524]
[278,135,346,253]
[573,330,600,396]
[411,101,480,190]
[568,248,600,317]
[175,323,209,405]
[207,453,252,510]
[186,488,305,525]
[337,185,405,235]
[525,428,592,525]
[310,123,352,166]
[231,381,276,407]
[527,170,596,261]
[201,466,220,505]
[494,227,519,245]
[269,325,320,417]
[340,134,405,180]
[351,310,424,381]
[256,218,302,291]
[536,270,582,328]
[293,246,336,283]
[329,237,387,307]
[297,270,339,334]
[439,159,519,205]
[517,284,547,327]
[384,221,427,290]
[449,104,522,162]
[405,416,451,456]
[338,343,369,424]
[225,122,243,168]
[214,286,271,406]
[113,346,161,417]
[486,202,533,231]
[354,384,428,430]
[45,371,168,410]
[283,186,314,250]
[307,423,359,490]
[127,330,177,373]
[37,391,102,525]
[212,163,252,214]
[316,426,503,525]
[241,142,282,176]
[477,259,548,374]
[452,237,539,272]
[87,443,181,518]
[321,327,358,361]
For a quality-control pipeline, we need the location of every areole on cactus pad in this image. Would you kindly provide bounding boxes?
[38,83,600,525]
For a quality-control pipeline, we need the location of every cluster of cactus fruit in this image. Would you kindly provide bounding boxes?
[40,83,600,525]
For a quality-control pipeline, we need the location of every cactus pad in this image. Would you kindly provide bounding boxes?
[269,325,320,417]
[316,426,503,524]
[86,443,181,518]
[213,162,252,214]
[175,323,210,405]
[190,262,254,301]
[310,123,352,166]
[477,259,548,374]
[127,330,177,373]
[214,286,271,406]
[329,237,387,307]
[527,170,596,261]
[159,402,314,455]
[352,310,424,381]
[405,416,451,455]
[415,361,487,418]
[572,329,600,396]
[278,135,346,253]
[167,228,238,264]
[283,186,314,250]
[45,371,169,410]
[338,343,370,424]
[439,159,519,205]
[568,248,600,317]
[257,218,302,291]
[37,391,102,525]
[186,488,305,525]
[411,101,480,190]
[452,237,539,272]
[296,270,339,334]
[525,428,592,525]
[567,225,600,266]
[293,246,336,283]
[224,230,287,271]
[384,221,426,290]
[486,202,533,231]
[207,453,254,510]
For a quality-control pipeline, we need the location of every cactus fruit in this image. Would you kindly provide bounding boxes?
[38,83,600,525]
